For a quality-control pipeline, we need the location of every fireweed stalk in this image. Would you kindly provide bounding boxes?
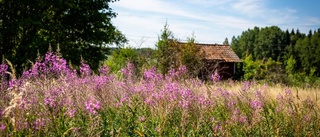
[0,51,319,136]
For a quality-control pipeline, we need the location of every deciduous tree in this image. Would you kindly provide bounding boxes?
[0,0,126,73]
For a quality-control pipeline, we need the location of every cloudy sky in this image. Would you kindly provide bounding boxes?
[110,0,320,48]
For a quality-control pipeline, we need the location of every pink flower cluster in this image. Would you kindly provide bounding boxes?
[85,97,101,114]
[22,51,70,78]
[80,63,91,76]
[0,64,8,76]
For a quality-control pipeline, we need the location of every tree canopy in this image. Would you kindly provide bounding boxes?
[231,26,320,84]
[0,0,126,73]
[155,24,204,77]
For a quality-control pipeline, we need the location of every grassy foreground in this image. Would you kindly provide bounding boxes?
[0,52,319,136]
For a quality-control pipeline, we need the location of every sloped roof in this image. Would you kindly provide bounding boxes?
[179,42,241,62]
[200,43,241,62]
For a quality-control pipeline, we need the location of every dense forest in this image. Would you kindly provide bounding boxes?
[231,26,320,85]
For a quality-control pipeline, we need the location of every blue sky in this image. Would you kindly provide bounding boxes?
[110,0,320,48]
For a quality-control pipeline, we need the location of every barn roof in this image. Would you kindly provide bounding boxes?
[179,42,242,62]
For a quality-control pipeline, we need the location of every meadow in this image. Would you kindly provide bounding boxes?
[0,52,319,136]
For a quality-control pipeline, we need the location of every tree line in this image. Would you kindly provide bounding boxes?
[231,26,320,85]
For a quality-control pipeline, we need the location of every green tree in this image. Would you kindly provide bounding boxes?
[232,26,320,83]
[223,37,229,45]
[309,31,320,76]
[231,36,241,57]
[236,27,260,59]
[155,23,177,74]
[243,54,257,80]
[243,55,284,82]
[106,47,138,72]
[0,0,126,73]
[254,26,286,61]
[155,24,204,77]
[180,37,204,77]
[285,55,296,75]
[295,30,320,76]
[261,58,284,83]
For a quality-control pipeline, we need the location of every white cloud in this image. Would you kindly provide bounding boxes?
[231,0,266,18]
[286,8,297,14]
[230,0,300,26]
[308,17,320,24]
[111,0,260,47]
[111,0,317,48]
[113,0,259,30]
[185,0,234,6]
[112,0,199,19]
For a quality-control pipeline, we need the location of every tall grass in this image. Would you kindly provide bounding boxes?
[0,51,319,136]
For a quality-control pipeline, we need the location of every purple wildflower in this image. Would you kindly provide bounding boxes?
[22,70,31,78]
[144,67,155,79]
[239,115,248,124]
[304,115,311,122]
[288,107,294,115]
[139,116,146,122]
[121,62,134,78]
[34,118,46,130]
[249,100,263,110]
[116,96,128,107]
[44,97,56,108]
[210,72,221,82]
[85,97,101,114]
[80,63,91,76]
[8,79,23,90]
[228,80,234,86]
[0,64,8,76]
[190,79,203,86]
[178,99,190,109]
[177,65,187,76]
[143,67,162,81]
[198,96,211,107]
[67,109,76,118]
[285,87,292,96]
[227,101,236,109]
[44,52,54,62]
[99,65,110,75]
[304,96,314,109]
[220,89,230,98]
[276,94,284,101]
[167,69,176,78]
[241,81,251,91]
[180,88,192,98]
[255,90,263,99]
[0,124,6,130]
[165,82,179,93]
[44,89,59,108]
[49,57,68,75]
[23,52,71,78]
[144,98,153,105]
[213,122,222,132]
[25,122,29,129]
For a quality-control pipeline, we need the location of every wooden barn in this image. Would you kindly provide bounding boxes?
[179,42,241,80]
[199,43,241,79]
